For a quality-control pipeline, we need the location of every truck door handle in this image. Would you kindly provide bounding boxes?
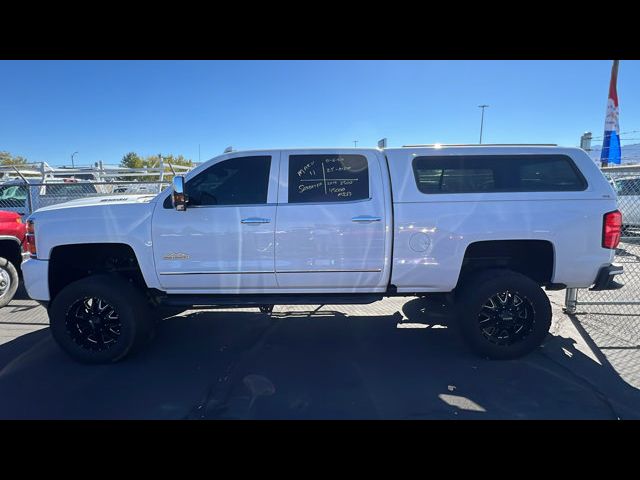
[241,217,271,224]
[351,215,382,223]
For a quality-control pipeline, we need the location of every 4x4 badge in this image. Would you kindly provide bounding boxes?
[163,252,190,260]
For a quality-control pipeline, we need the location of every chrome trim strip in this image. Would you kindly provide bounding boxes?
[278,198,372,207]
[187,203,277,209]
[159,269,383,275]
[159,271,273,275]
[277,269,382,273]
[175,198,373,209]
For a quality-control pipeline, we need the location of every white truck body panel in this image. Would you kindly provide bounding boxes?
[273,149,392,292]
[385,146,616,291]
[151,150,281,292]
[26,196,162,291]
[22,145,619,302]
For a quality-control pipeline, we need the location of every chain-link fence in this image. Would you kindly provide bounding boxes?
[566,166,640,312]
[564,166,640,359]
[563,165,640,385]
[0,180,171,216]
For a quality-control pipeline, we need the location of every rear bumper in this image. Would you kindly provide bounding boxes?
[590,264,624,291]
[21,258,50,301]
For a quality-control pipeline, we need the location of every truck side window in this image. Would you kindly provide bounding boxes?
[288,154,369,203]
[412,155,587,194]
[183,155,271,206]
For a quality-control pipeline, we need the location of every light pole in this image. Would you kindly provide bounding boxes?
[478,105,489,144]
[353,140,358,148]
[71,151,78,168]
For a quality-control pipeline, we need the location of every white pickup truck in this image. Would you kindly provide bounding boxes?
[21,145,624,364]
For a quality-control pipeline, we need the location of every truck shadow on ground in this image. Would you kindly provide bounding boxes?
[0,284,41,317]
[0,297,638,419]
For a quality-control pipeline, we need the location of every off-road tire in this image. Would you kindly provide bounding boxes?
[49,274,155,364]
[455,269,552,360]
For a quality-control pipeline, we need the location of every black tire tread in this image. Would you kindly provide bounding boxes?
[49,274,154,363]
[455,269,552,360]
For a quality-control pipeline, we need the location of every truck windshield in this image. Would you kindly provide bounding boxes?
[0,184,27,206]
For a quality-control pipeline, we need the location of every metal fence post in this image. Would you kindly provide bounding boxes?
[26,183,34,215]
[11,166,33,215]
[564,288,578,314]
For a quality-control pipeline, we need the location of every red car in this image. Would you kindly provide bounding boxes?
[0,210,28,307]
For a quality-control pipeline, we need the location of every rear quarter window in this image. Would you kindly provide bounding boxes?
[412,154,587,194]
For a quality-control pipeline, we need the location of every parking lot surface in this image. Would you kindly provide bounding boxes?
[1,287,639,419]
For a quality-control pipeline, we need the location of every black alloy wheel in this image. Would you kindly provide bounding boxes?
[49,274,154,363]
[477,290,535,346]
[65,296,123,352]
[456,269,552,359]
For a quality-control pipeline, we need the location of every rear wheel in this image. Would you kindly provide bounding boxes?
[49,274,155,364]
[455,269,552,359]
[0,257,19,308]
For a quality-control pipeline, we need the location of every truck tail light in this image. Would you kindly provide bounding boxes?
[603,210,622,249]
[26,219,37,257]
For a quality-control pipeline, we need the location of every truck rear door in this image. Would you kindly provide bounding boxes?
[274,149,389,291]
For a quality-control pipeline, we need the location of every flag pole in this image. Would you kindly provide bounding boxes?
[600,60,621,168]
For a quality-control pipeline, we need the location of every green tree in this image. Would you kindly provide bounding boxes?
[0,151,28,166]
[120,152,145,169]
[144,154,193,167]
[119,152,194,181]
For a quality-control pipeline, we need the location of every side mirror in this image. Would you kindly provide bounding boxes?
[172,176,188,211]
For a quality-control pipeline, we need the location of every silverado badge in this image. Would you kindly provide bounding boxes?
[163,252,190,260]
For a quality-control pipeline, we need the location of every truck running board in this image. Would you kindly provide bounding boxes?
[158,293,385,308]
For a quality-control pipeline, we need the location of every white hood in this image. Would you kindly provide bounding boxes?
[33,194,157,213]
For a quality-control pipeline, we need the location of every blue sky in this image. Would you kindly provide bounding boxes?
[1,60,638,166]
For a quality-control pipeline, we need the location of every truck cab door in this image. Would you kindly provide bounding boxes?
[274,149,390,291]
[151,151,280,293]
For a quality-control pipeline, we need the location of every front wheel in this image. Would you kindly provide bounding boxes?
[455,269,552,360]
[49,274,154,364]
[0,257,19,308]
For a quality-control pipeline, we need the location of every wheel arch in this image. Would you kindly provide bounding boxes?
[48,243,153,301]
[456,239,556,288]
[0,236,24,272]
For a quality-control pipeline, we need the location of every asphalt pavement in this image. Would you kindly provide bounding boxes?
[1,286,639,419]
